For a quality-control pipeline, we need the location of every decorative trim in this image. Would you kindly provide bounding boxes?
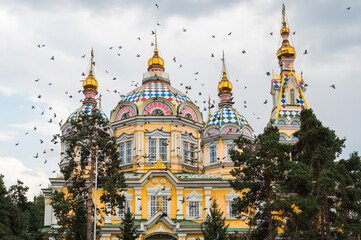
[185,191,203,202]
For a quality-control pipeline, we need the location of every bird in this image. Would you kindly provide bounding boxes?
[293,31,296,35]
[35,78,40,82]
[155,3,159,9]
[266,72,271,76]
[346,7,351,10]
[242,50,246,54]
[50,56,55,60]
[15,143,19,146]
[136,54,140,57]
[330,84,336,89]
[173,57,176,62]
[211,35,215,38]
[194,72,199,75]
[303,49,308,55]
[228,32,232,35]
[211,53,214,58]
[269,32,273,36]
[263,99,268,104]
[137,37,141,40]
[81,54,86,58]
[37,94,41,99]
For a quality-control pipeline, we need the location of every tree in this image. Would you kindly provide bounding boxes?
[0,174,15,239]
[119,208,139,240]
[292,109,346,239]
[51,109,127,239]
[201,200,228,240]
[28,194,45,240]
[229,127,291,240]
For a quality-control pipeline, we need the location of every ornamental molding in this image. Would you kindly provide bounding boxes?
[225,191,239,201]
[146,185,171,195]
[185,191,203,202]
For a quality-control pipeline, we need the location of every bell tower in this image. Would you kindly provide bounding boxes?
[270,4,309,144]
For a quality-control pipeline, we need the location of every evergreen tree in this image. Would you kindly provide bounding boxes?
[292,109,346,239]
[201,200,228,240]
[119,208,139,240]
[0,174,15,239]
[51,109,127,239]
[28,194,45,240]
[229,127,291,240]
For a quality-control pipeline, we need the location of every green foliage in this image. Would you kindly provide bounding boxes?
[229,126,292,240]
[51,109,127,239]
[201,200,228,240]
[0,174,44,240]
[119,208,139,240]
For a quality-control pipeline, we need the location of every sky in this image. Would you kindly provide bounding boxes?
[0,0,360,198]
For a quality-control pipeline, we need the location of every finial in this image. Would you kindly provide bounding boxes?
[282,3,286,26]
[207,95,211,118]
[154,30,158,54]
[221,49,226,74]
[89,48,94,74]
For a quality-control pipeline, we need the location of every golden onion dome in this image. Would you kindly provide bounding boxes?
[148,48,165,70]
[277,40,296,59]
[83,71,98,91]
[218,71,233,94]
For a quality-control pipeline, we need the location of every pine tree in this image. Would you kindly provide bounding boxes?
[201,200,228,240]
[0,174,15,239]
[229,127,291,240]
[292,109,346,239]
[51,109,127,239]
[119,208,139,240]
[28,194,45,240]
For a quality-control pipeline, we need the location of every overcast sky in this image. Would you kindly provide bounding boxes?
[0,0,360,197]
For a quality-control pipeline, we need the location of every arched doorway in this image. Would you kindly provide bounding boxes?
[145,232,177,240]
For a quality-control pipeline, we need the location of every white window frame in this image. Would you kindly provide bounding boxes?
[209,145,218,164]
[119,139,133,165]
[188,201,201,219]
[225,191,240,219]
[147,137,169,162]
[182,140,197,165]
[185,191,203,220]
[224,141,236,162]
[147,186,171,219]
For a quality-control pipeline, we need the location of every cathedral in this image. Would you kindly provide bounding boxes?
[42,5,308,240]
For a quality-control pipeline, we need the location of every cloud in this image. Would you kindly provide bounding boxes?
[0,156,49,198]
[0,131,16,141]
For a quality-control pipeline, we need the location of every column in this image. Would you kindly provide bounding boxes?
[204,187,212,216]
[135,187,142,219]
[176,187,184,220]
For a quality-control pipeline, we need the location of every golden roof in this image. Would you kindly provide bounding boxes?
[83,49,98,91]
[148,48,165,70]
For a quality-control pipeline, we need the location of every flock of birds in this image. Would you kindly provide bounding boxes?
[11,2,346,188]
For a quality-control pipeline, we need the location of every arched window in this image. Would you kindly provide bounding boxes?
[121,112,130,120]
[184,113,193,121]
[151,109,165,116]
[290,89,295,105]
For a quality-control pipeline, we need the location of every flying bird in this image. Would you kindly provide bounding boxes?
[266,72,271,76]
[269,32,273,36]
[263,100,268,104]
[81,54,86,58]
[303,49,308,55]
[346,7,351,10]
[228,32,232,35]
[50,56,55,60]
[183,28,187,32]
[330,84,336,89]
[155,3,159,9]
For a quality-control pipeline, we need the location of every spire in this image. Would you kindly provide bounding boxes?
[276,4,296,61]
[217,50,233,107]
[147,30,165,71]
[82,48,98,105]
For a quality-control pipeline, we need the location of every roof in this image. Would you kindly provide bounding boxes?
[206,105,250,128]
[66,103,109,124]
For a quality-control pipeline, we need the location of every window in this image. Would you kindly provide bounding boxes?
[210,145,217,164]
[185,113,193,120]
[121,112,130,119]
[148,138,169,162]
[150,196,168,217]
[151,109,164,116]
[290,89,295,105]
[188,201,200,219]
[183,141,196,165]
[119,140,132,164]
[117,201,131,219]
[228,201,237,218]
[226,143,235,162]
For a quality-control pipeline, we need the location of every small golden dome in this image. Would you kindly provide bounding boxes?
[218,71,233,94]
[277,40,296,59]
[83,72,98,91]
[148,48,165,70]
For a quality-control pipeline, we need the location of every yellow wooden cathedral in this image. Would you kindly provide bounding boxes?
[42,5,307,240]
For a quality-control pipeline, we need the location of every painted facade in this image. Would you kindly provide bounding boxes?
[42,6,307,240]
